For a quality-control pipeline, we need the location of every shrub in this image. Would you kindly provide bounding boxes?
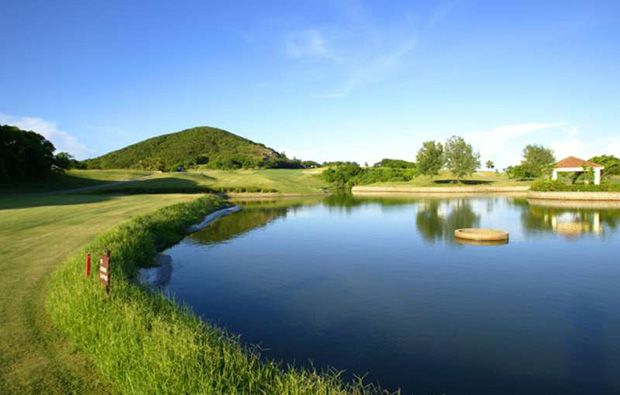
[531,179,620,192]
[322,163,416,188]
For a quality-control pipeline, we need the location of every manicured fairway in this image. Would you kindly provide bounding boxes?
[92,168,329,195]
[0,193,203,394]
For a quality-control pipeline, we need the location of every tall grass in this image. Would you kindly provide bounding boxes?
[46,195,384,394]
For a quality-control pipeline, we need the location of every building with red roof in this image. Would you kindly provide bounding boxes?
[552,156,605,184]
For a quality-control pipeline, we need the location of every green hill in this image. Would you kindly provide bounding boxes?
[83,126,301,171]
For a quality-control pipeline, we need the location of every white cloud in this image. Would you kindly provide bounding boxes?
[0,114,92,159]
[465,122,563,168]
[551,139,585,160]
[464,122,620,169]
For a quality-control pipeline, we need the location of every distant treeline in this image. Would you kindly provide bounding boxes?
[0,124,81,184]
[373,158,416,168]
[322,137,620,189]
[83,127,318,171]
[322,162,417,188]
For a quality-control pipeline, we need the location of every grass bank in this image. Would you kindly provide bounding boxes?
[0,192,206,394]
[46,195,381,394]
[365,171,532,188]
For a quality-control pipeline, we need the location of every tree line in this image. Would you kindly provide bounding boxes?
[0,125,81,184]
[324,134,620,188]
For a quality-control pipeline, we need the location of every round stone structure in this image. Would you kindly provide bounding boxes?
[454,228,509,242]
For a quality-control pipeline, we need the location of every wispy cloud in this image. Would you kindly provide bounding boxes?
[286,30,339,61]
[0,114,92,159]
[283,2,419,97]
[428,1,460,27]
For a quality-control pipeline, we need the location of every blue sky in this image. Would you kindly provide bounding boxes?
[1,0,619,167]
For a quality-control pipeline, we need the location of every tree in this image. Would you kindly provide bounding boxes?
[505,164,532,179]
[321,162,363,188]
[444,136,480,182]
[373,158,416,169]
[521,145,555,178]
[54,152,75,170]
[589,155,620,176]
[486,160,495,170]
[416,141,444,179]
[1,124,56,183]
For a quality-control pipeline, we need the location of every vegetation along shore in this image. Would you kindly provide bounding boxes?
[2,122,620,393]
[45,195,383,394]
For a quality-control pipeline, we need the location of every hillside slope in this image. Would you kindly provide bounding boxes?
[84,127,293,170]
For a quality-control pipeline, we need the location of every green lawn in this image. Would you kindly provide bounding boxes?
[92,168,329,195]
[0,193,205,394]
[0,169,154,193]
[366,170,532,188]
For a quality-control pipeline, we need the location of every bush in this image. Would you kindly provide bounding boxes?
[373,158,416,169]
[322,163,416,188]
[531,179,620,192]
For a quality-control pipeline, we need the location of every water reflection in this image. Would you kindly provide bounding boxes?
[198,196,620,246]
[454,238,509,247]
[415,199,480,243]
[521,200,620,239]
[189,198,318,244]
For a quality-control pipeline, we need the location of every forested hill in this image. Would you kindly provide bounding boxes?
[83,127,302,170]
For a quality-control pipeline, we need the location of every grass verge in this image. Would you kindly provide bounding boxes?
[46,195,381,394]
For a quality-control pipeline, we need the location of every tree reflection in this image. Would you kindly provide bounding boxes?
[322,193,419,212]
[415,199,480,243]
[189,197,321,245]
[189,207,290,244]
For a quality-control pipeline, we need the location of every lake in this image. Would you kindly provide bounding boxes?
[160,194,620,394]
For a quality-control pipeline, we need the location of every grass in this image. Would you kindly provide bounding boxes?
[45,195,382,394]
[0,169,154,193]
[364,170,532,188]
[0,192,207,394]
[92,168,329,195]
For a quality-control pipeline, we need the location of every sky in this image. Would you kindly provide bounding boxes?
[1,0,619,168]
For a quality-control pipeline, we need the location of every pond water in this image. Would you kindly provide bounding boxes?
[161,194,620,394]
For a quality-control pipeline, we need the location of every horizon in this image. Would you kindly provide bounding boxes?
[2,0,619,168]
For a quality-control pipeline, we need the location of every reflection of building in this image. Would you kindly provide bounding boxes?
[522,200,619,240]
[549,212,603,238]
